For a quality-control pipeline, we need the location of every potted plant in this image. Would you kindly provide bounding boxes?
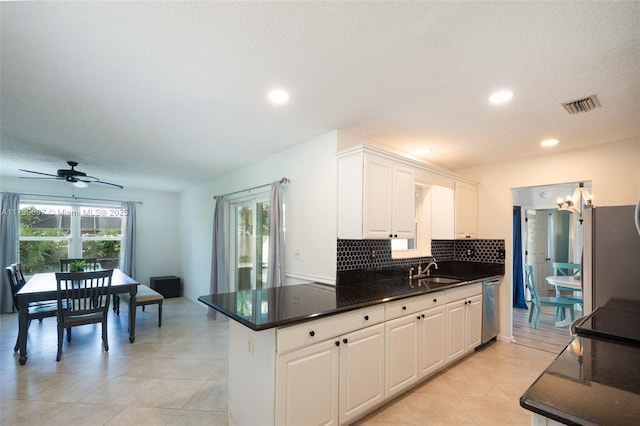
[69,260,88,272]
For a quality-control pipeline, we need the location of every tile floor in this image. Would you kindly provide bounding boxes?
[1,297,556,425]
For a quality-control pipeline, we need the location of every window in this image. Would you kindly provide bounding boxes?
[19,201,125,274]
[391,185,432,259]
[228,193,270,291]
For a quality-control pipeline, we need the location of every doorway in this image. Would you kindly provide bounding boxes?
[511,182,589,353]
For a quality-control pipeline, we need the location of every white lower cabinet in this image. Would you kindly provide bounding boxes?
[233,284,485,426]
[419,304,446,377]
[276,321,385,426]
[339,324,385,425]
[445,288,482,363]
[384,314,419,398]
[385,294,446,399]
[276,338,340,426]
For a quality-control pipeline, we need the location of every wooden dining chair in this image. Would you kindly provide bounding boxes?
[5,265,58,352]
[525,265,576,329]
[55,269,113,361]
[59,258,99,272]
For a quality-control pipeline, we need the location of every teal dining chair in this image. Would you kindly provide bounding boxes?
[525,265,576,329]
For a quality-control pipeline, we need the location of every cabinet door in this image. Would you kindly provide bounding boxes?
[445,299,466,362]
[276,339,339,426]
[339,324,385,425]
[391,165,416,239]
[384,315,419,398]
[419,305,446,377]
[363,154,393,238]
[431,185,455,240]
[455,181,478,239]
[465,295,483,351]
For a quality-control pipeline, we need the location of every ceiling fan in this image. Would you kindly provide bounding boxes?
[19,161,123,189]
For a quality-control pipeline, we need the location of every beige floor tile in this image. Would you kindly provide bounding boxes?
[105,405,179,426]
[131,378,205,409]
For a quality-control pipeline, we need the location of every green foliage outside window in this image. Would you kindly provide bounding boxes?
[19,206,122,274]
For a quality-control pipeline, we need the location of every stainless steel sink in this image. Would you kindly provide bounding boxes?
[421,277,461,284]
[417,276,463,288]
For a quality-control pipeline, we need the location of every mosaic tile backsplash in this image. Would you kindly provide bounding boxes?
[337,238,505,271]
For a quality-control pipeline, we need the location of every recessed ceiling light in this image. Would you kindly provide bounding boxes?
[540,138,559,147]
[267,89,290,105]
[489,90,514,105]
[418,147,431,156]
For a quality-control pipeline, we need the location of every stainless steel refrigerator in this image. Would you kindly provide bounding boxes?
[582,204,640,314]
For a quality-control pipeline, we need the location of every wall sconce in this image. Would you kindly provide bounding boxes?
[557,182,593,224]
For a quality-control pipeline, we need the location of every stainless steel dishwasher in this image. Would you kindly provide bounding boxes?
[482,278,500,344]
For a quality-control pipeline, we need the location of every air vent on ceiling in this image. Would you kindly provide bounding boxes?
[562,94,601,114]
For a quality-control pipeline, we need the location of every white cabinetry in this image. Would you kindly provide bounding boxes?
[339,324,385,424]
[431,185,455,239]
[338,148,415,240]
[384,293,445,399]
[419,304,446,376]
[276,306,386,426]
[454,181,478,239]
[445,283,482,363]
[229,282,485,426]
[276,338,339,426]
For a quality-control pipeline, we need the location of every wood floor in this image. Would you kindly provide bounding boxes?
[512,301,575,354]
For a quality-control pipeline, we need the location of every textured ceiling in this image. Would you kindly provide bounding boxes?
[1,2,639,191]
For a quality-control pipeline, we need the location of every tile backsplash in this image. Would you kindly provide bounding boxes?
[337,238,505,271]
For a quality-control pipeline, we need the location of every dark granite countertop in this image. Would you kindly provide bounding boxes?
[520,299,640,425]
[198,261,503,331]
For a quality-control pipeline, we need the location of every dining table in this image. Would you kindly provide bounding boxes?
[15,268,139,365]
[545,275,583,327]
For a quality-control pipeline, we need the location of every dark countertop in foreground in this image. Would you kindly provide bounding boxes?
[520,298,640,425]
[198,261,504,331]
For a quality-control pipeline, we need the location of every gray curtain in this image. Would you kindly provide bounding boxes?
[209,197,228,318]
[1,193,20,313]
[267,181,285,287]
[121,201,137,279]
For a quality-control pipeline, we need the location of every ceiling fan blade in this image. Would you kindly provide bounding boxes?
[93,180,124,189]
[19,169,59,177]
[19,176,62,180]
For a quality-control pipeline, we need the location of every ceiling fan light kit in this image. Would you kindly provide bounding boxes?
[19,161,123,189]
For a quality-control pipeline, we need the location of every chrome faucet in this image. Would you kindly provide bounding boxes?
[420,259,438,276]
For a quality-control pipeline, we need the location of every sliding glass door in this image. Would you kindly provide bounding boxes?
[229,195,270,291]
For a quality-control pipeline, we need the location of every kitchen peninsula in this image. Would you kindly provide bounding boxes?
[199,261,503,425]
[520,298,640,425]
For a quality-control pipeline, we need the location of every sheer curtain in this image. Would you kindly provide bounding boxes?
[267,181,285,288]
[1,193,20,313]
[121,201,137,279]
[209,197,228,318]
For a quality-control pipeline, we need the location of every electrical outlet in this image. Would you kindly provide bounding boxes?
[294,248,301,260]
[247,335,254,355]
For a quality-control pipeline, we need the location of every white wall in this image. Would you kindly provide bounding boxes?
[455,139,640,342]
[0,176,180,287]
[179,131,338,302]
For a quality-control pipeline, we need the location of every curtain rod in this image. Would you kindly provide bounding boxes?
[214,177,289,200]
[4,192,143,205]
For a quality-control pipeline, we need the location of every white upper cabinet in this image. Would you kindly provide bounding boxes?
[338,145,477,241]
[454,181,478,239]
[431,185,455,240]
[338,148,415,239]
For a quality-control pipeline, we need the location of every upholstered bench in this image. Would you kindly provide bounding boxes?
[115,285,164,327]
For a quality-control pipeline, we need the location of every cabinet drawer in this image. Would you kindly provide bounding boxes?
[445,283,482,303]
[277,305,385,354]
[385,292,445,321]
